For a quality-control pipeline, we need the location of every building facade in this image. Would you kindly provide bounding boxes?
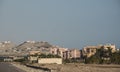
[63,49,81,59]
[82,44,116,58]
[38,58,62,64]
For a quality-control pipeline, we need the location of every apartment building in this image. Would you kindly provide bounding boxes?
[29,51,41,55]
[82,44,116,58]
[57,48,68,58]
[63,49,81,59]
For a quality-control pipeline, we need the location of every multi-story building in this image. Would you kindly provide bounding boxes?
[103,44,116,53]
[29,51,41,55]
[28,45,68,58]
[50,47,58,55]
[82,44,116,58]
[57,48,68,58]
[63,49,81,59]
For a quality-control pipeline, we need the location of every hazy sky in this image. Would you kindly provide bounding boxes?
[0,0,120,49]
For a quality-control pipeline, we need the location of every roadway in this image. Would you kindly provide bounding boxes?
[0,62,26,72]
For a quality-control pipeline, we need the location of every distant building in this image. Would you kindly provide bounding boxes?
[50,47,58,55]
[63,49,81,59]
[103,44,116,53]
[82,44,116,58]
[26,40,35,43]
[38,58,62,64]
[29,51,41,55]
[28,56,39,63]
[0,56,13,62]
[4,58,13,62]
[57,48,68,58]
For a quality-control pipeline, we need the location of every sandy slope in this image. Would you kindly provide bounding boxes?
[30,63,120,72]
[11,63,45,72]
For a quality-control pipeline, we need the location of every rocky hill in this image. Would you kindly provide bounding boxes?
[0,41,54,56]
[0,41,16,56]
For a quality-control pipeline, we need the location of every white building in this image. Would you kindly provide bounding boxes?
[38,58,62,64]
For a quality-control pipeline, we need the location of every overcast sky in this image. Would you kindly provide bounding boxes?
[0,0,120,49]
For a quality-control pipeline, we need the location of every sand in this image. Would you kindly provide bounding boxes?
[30,63,120,72]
